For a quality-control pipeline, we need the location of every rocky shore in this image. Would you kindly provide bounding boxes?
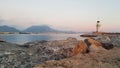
[0,35,120,68]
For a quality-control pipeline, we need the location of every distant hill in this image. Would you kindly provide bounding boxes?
[0,25,76,33]
[24,25,58,33]
[0,26,20,32]
[24,25,76,33]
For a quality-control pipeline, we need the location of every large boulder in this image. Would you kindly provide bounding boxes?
[101,43,114,50]
[84,38,106,52]
[107,35,120,47]
[72,41,88,56]
[96,35,120,47]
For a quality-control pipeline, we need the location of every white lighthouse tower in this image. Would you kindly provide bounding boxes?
[96,21,101,33]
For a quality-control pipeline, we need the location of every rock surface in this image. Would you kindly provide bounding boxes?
[0,36,119,68]
[0,37,79,68]
[84,38,107,52]
[96,35,120,47]
[34,47,120,68]
[72,41,88,55]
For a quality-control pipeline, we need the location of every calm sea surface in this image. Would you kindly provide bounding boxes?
[0,33,85,44]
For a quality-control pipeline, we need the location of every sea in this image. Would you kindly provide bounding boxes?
[0,33,85,44]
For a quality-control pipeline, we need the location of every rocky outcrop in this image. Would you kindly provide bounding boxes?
[84,38,114,52]
[84,38,106,52]
[96,35,120,47]
[72,37,111,56]
[72,41,88,55]
[101,43,114,50]
[19,37,78,65]
[0,37,117,68]
[34,47,120,68]
[85,38,103,47]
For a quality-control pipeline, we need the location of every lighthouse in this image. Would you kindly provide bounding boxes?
[96,21,101,33]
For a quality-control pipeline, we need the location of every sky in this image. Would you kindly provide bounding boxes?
[0,0,120,32]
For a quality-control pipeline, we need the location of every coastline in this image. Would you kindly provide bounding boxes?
[0,34,120,68]
[0,33,83,45]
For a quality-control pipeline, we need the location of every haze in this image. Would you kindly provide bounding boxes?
[0,0,120,32]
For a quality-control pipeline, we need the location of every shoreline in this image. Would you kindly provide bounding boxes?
[0,35,120,68]
[0,33,84,45]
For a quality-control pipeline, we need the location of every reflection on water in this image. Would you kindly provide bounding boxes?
[0,33,84,44]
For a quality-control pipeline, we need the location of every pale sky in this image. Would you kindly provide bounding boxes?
[0,0,120,32]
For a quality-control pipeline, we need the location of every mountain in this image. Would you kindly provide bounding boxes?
[0,25,20,32]
[24,25,58,33]
[0,25,76,33]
